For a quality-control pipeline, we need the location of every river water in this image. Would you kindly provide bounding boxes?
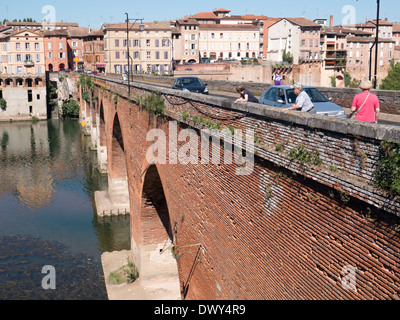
[0,119,131,300]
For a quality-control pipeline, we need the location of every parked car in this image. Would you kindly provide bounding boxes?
[259,86,347,118]
[201,58,211,64]
[91,71,98,76]
[172,77,209,95]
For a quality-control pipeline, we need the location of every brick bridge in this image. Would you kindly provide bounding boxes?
[79,75,400,300]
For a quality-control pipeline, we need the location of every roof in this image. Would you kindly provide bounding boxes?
[89,29,104,37]
[241,14,274,21]
[67,27,90,38]
[393,23,400,33]
[199,23,259,31]
[103,20,172,31]
[5,21,79,27]
[322,26,374,36]
[190,12,218,20]
[347,36,394,43]
[176,18,199,26]
[284,17,322,28]
[212,8,231,13]
[43,29,69,37]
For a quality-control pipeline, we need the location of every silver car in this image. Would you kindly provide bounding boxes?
[259,86,347,118]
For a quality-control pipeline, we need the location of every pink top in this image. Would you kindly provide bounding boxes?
[352,91,380,123]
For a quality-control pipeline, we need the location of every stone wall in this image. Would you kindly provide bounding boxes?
[89,76,400,300]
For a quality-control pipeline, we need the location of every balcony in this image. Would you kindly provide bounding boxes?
[24,60,35,67]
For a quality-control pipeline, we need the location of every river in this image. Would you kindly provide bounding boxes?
[0,119,131,300]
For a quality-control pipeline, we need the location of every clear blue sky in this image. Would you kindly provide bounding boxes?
[2,0,400,29]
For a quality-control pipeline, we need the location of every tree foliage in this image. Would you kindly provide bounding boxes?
[380,62,400,90]
[62,100,80,119]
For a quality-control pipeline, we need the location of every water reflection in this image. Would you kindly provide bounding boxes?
[0,120,131,300]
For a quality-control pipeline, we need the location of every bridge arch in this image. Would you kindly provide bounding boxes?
[96,100,108,173]
[135,163,181,297]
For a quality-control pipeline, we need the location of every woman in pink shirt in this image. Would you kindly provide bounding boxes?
[351,80,380,123]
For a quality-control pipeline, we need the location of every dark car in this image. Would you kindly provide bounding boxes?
[259,86,347,118]
[172,77,209,95]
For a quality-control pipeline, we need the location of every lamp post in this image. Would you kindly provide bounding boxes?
[125,13,144,95]
[162,37,174,76]
[373,0,380,89]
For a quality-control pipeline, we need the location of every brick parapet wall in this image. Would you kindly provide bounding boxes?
[92,76,400,300]
[124,74,400,115]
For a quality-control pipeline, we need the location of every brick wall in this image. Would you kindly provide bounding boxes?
[88,77,400,300]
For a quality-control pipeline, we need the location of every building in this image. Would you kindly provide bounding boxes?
[346,36,395,83]
[5,21,79,32]
[67,27,90,71]
[0,29,46,75]
[268,18,322,64]
[43,29,69,72]
[83,29,105,73]
[198,23,260,60]
[173,19,200,64]
[103,21,173,75]
[0,74,47,121]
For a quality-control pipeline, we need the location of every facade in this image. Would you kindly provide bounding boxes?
[0,74,47,120]
[346,36,395,83]
[43,29,69,72]
[0,29,46,75]
[268,18,322,64]
[4,21,79,32]
[67,27,90,71]
[199,24,260,60]
[173,19,200,64]
[103,21,173,75]
[83,29,105,72]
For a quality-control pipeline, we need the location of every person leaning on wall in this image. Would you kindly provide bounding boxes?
[235,85,259,104]
[350,80,380,124]
[283,82,316,114]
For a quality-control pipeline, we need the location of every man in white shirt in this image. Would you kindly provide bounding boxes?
[284,83,316,114]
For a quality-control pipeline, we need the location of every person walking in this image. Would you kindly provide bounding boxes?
[350,80,380,123]
[235,85,259,104]
[273,71,283,86]
[283,83,316,114]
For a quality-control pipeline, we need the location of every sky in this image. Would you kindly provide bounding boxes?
[1,0,400,29]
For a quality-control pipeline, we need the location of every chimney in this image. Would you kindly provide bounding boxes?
[385,18,389,21]
[330,15,333,27]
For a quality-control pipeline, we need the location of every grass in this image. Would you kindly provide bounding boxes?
[108,258,139,285]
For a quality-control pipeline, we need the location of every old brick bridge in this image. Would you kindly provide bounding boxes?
[78,75,400,300]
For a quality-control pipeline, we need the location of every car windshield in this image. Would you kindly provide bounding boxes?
[286,88,329,103]
[181,78,203,86]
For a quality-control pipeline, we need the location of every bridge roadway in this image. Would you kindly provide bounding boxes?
[94,74,399,128]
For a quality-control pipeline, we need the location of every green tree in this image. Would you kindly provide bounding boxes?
[282,47,293,64]
[380,62,400,90]
[0,98,7,111]
[344,71,351,87]
[62,99,80,119]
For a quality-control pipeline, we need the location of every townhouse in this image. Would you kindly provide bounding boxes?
[103,21,173,75]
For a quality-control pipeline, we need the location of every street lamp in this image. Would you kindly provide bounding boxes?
[125,13,144,95]
[162,37,174,76]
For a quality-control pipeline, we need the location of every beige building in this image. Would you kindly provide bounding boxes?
[103,21,173,75]
[199,24,260,60]
[0,29,46,75]
[268,18,322,64]
[173,19,200,64]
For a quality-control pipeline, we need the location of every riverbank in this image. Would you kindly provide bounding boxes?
[101,250,181,300]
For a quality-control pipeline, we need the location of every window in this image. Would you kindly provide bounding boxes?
[16,54,22,62]
[48,52,53,59]
[36,54,40,62]
[16,43,21,50]
[115,39,120,47]
[116,52,120,59]
[211,33,215,39]
[35,43,39,51]
[48,42,52,50]
[155,51,160,59]
[147,51,151,59]
[146,39,151,47]
[59,42,63,50]
[25,43,30,50]
[164,51,168,59]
